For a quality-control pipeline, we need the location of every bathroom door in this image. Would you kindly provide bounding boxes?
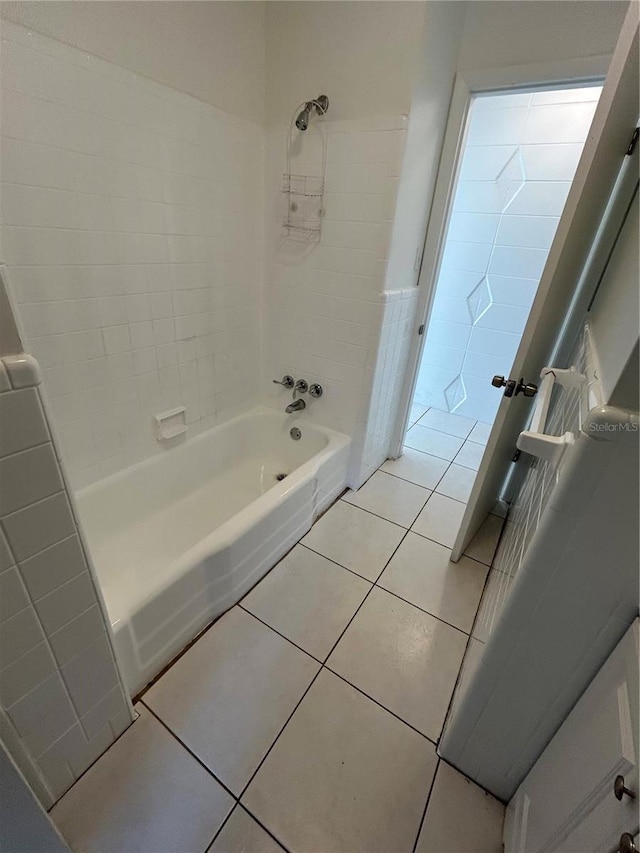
[504,621,639,853]
[450,6,639,560]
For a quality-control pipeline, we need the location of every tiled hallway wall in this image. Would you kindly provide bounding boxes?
[0,21,264,488]
[0,351,133,806]
[415,86,601,423]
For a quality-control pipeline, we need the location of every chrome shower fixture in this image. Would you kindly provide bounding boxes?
[295,95,329,131]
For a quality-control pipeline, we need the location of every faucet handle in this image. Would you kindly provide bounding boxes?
[273,375,294,389]
[293,379,308,399]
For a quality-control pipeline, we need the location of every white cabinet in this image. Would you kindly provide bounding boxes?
[505,620,639,853]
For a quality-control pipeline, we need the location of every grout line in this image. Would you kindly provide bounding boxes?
[339,496,412,529]
[299,541,381,585]
[403,443,461,465]
[238,604,324,666]
[235,523,414,802]
[372,583,473,639]
[324,666,437,746]
[140,700,238,802]
[205,802,290,853]
[236,667,325,802]
[413,411,476,441]
[411,757,440,853]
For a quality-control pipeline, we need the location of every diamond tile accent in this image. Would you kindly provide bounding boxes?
[444,375,467,413]
[466,276,493,324]
[497,148,526,212]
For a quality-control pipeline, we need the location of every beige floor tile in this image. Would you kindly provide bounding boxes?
[327,587,467,740]
[465,513,504,566]
[454,439,485,471]
[468,421,492,445]
[436,463,476,503]
[209,806,283,853]
[417,408,476,439]
[412,493,466,549]
[343,470,430,528]
[302,501,405,581]
[405,424,465,460]
[144,607,319,794]
[378,532,488,633]
[381,448,449,490]
[243,669,437,853]
[51,705,233,853]
[242,545,371,659]
[415,761,504,853]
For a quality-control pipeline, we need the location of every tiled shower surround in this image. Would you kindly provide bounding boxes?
[0,356,133,806]
[0,21,263,488]
[1,20,414,491]
[414,86,601,424]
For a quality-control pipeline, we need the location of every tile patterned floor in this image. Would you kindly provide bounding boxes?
[51,405,505,853]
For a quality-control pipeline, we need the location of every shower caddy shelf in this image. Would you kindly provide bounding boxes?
[282,174,325,241]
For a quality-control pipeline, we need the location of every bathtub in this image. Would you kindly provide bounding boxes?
[76,407,350,694]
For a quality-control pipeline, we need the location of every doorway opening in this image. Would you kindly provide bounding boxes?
[401,83,603,542]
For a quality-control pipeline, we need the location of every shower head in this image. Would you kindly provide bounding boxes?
[295,105,311,132]
[295,95,329,131]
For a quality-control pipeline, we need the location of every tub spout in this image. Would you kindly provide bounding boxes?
[286,399,306,414]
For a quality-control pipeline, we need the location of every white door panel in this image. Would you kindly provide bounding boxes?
[507,621,639,853]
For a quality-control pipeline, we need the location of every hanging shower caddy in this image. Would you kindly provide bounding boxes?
[282,96,329,244]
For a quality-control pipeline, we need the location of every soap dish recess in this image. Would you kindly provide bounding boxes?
[155,407,187,441]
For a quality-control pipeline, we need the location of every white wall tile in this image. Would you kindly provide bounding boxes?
[520,143,583,181]
[505,182,571,217]
[0,389,48,457]
[1,22,263,487]
[1,492,76,562]
[468,327,521,361]
[0,566,30,622]
[19,535,87,601]
[496,215,559,250]
[488,245,548,280]
[0,445,63,516]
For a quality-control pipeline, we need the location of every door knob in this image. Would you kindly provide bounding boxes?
[619,833,638,853]
[614,775,636,801]
[515,378,538,397]
[491,375,538,399]
[491,375,517,397]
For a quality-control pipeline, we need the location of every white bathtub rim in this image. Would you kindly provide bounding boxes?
[77,404,345,502]
[83,407,350,627]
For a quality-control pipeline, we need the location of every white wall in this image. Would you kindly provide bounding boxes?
[265,1,425,126]
[0,1,266,122]
[0,20,264,488]
[414,86,601,424]
[458,1,629,72]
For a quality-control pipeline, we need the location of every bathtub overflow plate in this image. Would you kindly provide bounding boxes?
[290,427,301,441]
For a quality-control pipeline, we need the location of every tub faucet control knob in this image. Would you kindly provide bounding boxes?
[273,375,294,389]
[309,384,323,398]
[294,379,309,399]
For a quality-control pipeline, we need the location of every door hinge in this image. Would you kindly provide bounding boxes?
[418,324,425,336]
[627,127,639,156]
[512,448,521,462]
